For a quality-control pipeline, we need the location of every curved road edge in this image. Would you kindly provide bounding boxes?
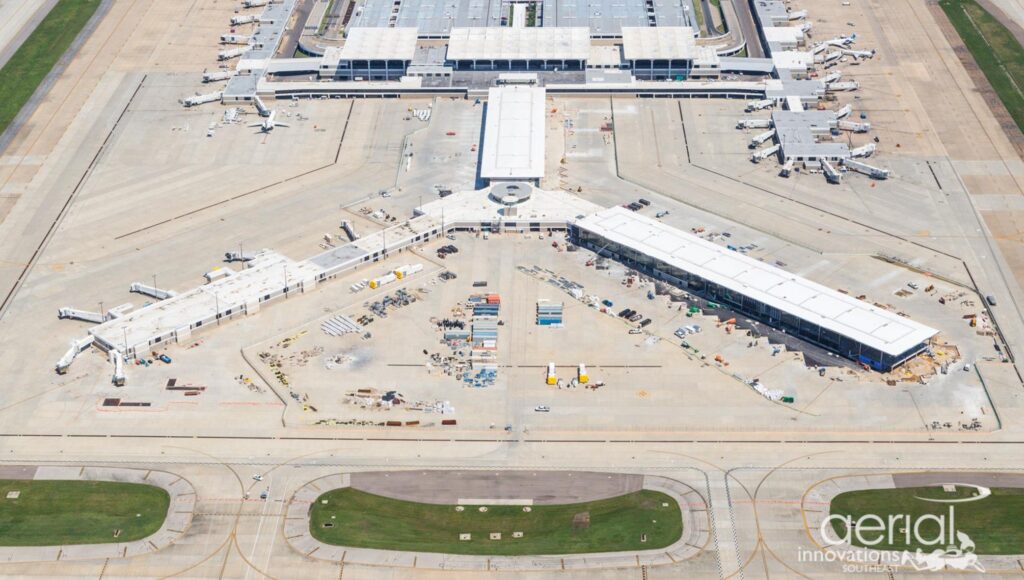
[282,471,712,571]
[0,465,196,563]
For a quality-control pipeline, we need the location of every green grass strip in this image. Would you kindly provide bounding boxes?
[310,488,683,555]
[830,486,1024,555]
[939,0,1024,134]
[0,480,170,546]
[0,0,102,136]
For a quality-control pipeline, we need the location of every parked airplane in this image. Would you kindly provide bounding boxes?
[248,110,289,133]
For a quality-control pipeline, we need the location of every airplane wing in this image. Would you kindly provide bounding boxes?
[247,122,262,128]
[275,122,290,128]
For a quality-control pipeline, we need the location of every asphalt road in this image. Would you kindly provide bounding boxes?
[276,0,316,58]
[728,0,764,58]
[702,0,722,35]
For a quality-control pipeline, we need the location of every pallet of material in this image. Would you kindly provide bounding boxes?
[321,315,363,336]
[102,398,151,407]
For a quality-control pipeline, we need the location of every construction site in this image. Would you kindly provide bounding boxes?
[0,0,1023,576]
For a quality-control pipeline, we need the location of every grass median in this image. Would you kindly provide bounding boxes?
[830,486,1024,555]
[939,0,1024,133]
[0,0,101,136]
[310,488,682,555]
[0,480,170,546]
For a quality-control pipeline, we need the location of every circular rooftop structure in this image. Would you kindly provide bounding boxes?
[489,182,532,206]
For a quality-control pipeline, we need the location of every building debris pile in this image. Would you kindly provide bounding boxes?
[367,288,418,319]
[342,388,455,415]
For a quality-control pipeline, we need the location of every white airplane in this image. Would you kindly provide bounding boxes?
[248,110,290,133]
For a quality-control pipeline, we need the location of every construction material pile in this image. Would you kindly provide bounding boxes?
[320,315,362,336]
[536,300,564,325]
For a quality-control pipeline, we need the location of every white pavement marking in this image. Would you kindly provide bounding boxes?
[244,474,272,580]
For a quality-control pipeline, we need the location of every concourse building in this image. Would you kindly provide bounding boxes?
[621,27,720,80]
[480,85,546,184]
[318,28,418,80]
[572,207,938,371]
[445,27,591,71]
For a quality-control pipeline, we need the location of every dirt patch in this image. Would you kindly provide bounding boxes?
[349,470,644,505]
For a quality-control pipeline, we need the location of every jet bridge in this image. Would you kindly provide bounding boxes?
[749,128,776,148]
[838,120,870,132]
[130,283,177,301]
[110,350,126,386]
[821,158,842,184]
[55,335,95,375]
[181,91,223,107]
[850,143,877,158]
[58,308,106,324]
[751,144,781,163]
[843,158,890,179]
[737,118,772,129]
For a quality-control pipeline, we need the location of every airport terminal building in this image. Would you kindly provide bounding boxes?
[571,208,937,371]
[445,27,591,71]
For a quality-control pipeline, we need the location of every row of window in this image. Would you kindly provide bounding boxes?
[572,228,925,370]
[453,61,585,71]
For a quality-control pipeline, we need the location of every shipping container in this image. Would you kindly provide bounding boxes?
[394,263,423,278]
[369,273,397,289]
